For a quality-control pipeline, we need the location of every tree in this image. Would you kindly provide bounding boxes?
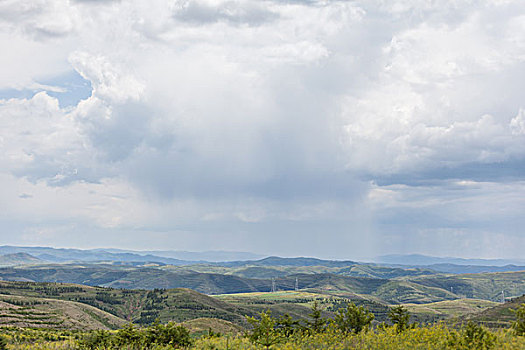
[246,310,282,349]
[462,321,496,349]
[306,300,327,333]
[334,302,374,334]
[147,321,192,347]
[388,305,410,333]
[513,303,525,336]
[0,335,7,350]
[275,313,300,337]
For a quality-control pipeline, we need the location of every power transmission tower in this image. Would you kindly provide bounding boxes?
[501,290,505,303]
[295,277,299,291]
[271,278,276,293]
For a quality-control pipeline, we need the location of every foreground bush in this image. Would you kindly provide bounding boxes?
[77,322,192,349]
[0,322,525,349]
[513,303,525,336]
[194,324,525,350]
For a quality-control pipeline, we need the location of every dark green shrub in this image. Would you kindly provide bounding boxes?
[334,302,374,334]
[306,300,327,333]
[0,335,7,350]
[246,310,282,349]
[77,330,112,350]
[513,303,525,336]
[275,313,300,337]
[388,305,410,333]
[147,321,192,347]
[114,323,145,347]
[462,321,496,349]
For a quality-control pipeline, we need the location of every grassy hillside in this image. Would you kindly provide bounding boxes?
[371,280,458,304]
[181,317,243,336]
[0,293,126,330]
[171,263,437,280]
[0,280,520,334]
[0,264,522,308]
[409,271,525,301]
[0,265,397,295]
[402,299,498,323]
[0,264,273,293]
[216,290,392,322]
[0,281,256,326]
[466,294,525,327]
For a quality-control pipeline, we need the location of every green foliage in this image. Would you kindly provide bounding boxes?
[77,321,192,349]
[0,335,7,350]
[194,324,525,350]
[2,320,525,350]
[512,303,525,336]
[388,305,410,333]
[275,314,300,337]
[334,302,374,334]
[246,310,282,349]
[306,300,327,333]
[463,321,496,349]
[77,329,112,349]
[148,321,192,347]
[446,322,496,349]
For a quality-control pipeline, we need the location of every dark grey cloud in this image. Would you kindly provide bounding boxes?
[373,159,525,187]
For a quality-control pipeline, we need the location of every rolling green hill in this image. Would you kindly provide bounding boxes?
[0,279,520,332]
[0,264,523,306]
[172,263,437,280]
[0,293,126,330]
[465,294,525,327]
[402,299,499,323]
[0,281,256,326]
[409,271,525,301]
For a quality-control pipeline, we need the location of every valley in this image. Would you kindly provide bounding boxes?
[0,246,522,333]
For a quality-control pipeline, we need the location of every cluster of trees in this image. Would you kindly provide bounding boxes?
[247,302,525,349]
[515,303,525,336]
[247,301,412,348]
[77,321,192,349]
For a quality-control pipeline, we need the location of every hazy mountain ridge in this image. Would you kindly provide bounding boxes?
[0,252,43,266]
[0,246,197,265]
[216,256,358,268]
[96,248,265,262]
[1,247,523,276]
[377,254,525,267]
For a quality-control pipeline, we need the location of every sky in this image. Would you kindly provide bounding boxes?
[1,0,524,260]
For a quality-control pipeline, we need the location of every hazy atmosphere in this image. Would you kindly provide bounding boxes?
[1,0,525,260]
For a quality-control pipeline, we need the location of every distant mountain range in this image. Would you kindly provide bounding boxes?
[216,256,357,268]
[0,245,264,265]
[0,252,43,266]
[376,254,525,267]
[0,246,195,265]
[94,248,264,262]
[0,246,523,276]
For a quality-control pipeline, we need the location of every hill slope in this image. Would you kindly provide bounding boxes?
[466,295,525,327]
[0,293,126,330]
[0,253,43,267]
[0,281,256,326]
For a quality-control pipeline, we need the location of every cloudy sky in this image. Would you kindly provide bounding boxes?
[1,0,524,260]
